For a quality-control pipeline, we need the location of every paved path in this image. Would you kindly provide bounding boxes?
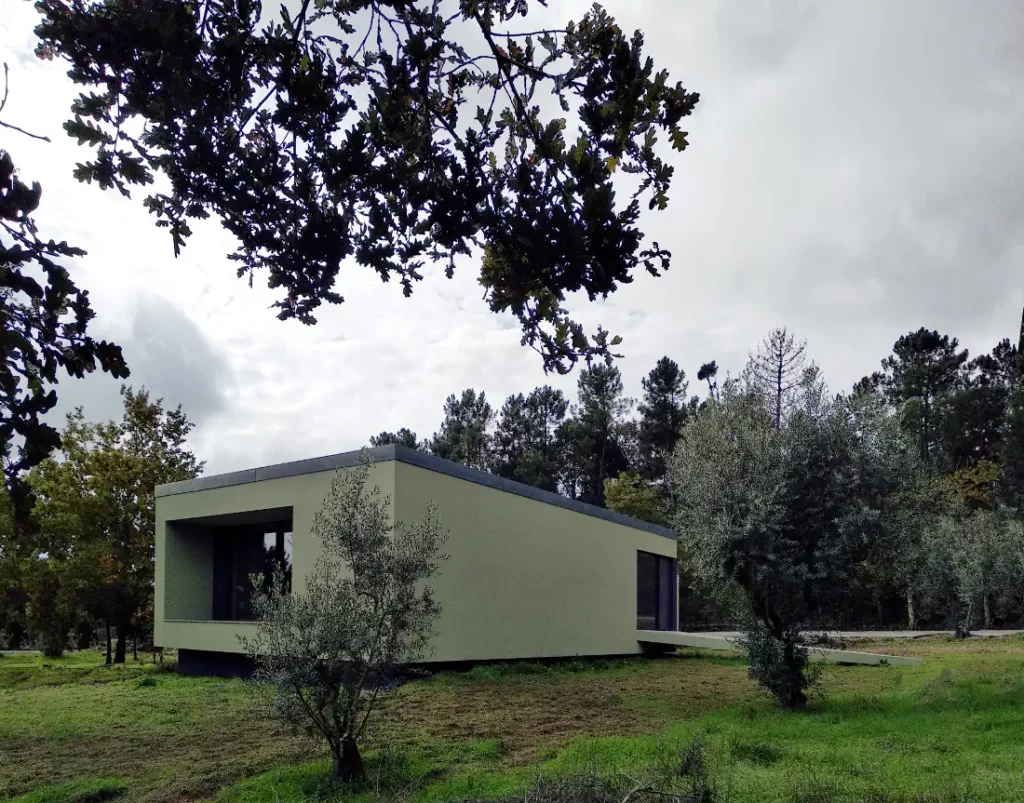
[698,630,1023,640]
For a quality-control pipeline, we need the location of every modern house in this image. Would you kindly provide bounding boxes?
[155,445,678,675]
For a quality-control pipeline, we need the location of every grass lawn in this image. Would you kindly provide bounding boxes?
[4,638,1024,802]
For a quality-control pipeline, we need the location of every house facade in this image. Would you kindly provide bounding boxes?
[155,446,678,674]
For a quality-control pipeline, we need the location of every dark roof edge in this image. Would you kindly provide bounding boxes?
[156,445,676,539]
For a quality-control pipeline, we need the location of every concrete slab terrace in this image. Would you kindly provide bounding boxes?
[697,630,1023,640]
[637,631,924,667]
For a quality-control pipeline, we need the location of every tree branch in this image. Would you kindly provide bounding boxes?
[0,62,51,144]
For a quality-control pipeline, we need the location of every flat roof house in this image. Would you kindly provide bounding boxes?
[155,446,678,675]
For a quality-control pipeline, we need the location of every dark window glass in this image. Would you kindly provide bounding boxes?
[637,552,659,630]
[658,555,677,631]
[231,532,277,620]
[281,531,293,593]
[637,551,678,631]
[211,520,293,621]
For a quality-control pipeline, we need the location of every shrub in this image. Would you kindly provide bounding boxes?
[738,622,820,709]
[242,454,448,782]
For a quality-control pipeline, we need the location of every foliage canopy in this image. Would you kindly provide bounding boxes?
[36,0,700,372]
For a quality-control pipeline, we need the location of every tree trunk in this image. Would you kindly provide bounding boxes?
[114,626,127,664]
[105,621,112,666]
[132,632,138,662]
[922,397,931,465]
[984,595,992,630]
[775,357,783,430]
[906,589,915,630]
[331,736,365,783]
[782,638,807,709]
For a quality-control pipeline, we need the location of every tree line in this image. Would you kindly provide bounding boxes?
[375,320,1024,520]
[0,387,201,659]
[671,317,1024,706]
[375,318,1024,636]
[369,354,706,512]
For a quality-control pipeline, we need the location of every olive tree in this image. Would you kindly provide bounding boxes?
[669,386,875,708]
[242,455,447,782]
[919,511,1024,635]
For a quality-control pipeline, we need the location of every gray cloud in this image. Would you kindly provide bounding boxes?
[7,0,1024,474]
[48,294,234,427]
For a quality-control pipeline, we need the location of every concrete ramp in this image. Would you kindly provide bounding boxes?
[637,630,923,667]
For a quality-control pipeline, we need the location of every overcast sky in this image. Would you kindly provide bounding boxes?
[2,1,1022,476]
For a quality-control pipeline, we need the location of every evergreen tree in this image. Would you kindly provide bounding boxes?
[637,357,688,481]
[429,390,493,470]
[939,338,1017,471]
[744,328,807,429]
[489,387,568,492]
[369,429,422,450]
[998,309,1024,510]
[489,387,570,492]
[562,365,631,507]
[491,394,534,482]
[697,361,720,402]
[525,386,570,493]
[879,328,968,466]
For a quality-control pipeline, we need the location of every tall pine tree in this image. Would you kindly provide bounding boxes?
[491,387,568,492]
[998,309,1024,510]
[637,357,688,481]
[491,394,534,482]
[561,365,631,507]
[429,390,493,470]
[879,328,968,467]
[940,338,1018,471]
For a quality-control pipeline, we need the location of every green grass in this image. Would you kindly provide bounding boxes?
[214,740,521,803]
[0,650,307,802]
[6,638,1024,802]
[8,777,127,803]
[545,673,1024,801]
[0,649,161,689]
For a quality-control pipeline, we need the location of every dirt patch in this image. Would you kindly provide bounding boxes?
[374,658,756,764]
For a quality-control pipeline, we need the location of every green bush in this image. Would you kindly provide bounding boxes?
[739,622,820,708]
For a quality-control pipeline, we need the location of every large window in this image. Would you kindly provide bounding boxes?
[212,521,292,621]
[637,551,677,631]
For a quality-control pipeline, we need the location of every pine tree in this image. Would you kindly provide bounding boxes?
[369,429,422,450]
[563,365,632,507]
[880,328,968,466]
[697,361,720,402]
[998,309,1024,510]
[744,328,807,429]
[637,357,688,481]
[490,387,568,492]
[940,338,1017,471]
[429,390,493,470]
[491,394,533,482]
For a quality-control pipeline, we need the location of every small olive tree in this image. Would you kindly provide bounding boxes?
[242,455,447,782]
[919,510,1024,635]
